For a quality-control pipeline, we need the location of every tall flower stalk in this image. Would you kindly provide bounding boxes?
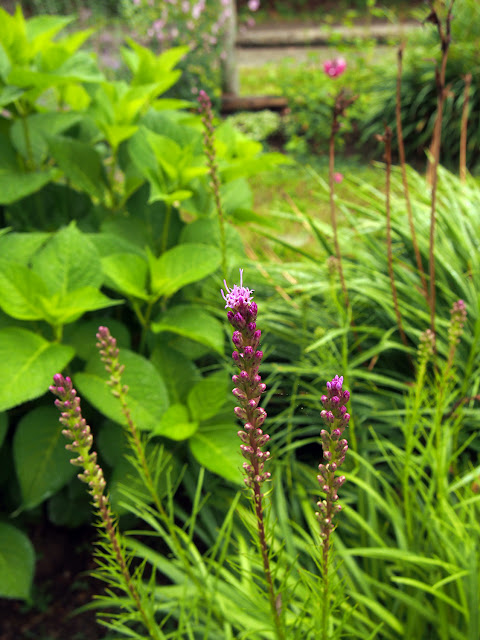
[222,269,285,640]
[425,0,456,334]
[459,73,472,182]
[199,89,227,279]
[396,42,428,302]
[316,375,350,640]
[379,125,409,349]
[327,88,356,312]
[50,374,160,639]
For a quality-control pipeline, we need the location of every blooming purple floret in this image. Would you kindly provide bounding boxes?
[316,375,350,540]
[221,268,255,311]
[223,269,270,489]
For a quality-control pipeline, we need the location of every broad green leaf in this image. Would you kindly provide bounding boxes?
[38,287,122,325]
[152,305,224,354]
[0,523,35,600]
[0,328,74,411]
[101,253,150,300]
[11,112,83,167]
[97,420,128,468]
[0,232,49,265]
[75,349,169,432]
[63,318,131,363]
[0,260,49,320]
[31,222,102,296]
[187,372,229,423]
[153,403,198,440]
[47,479,91,528]
[149,243,221,298]
[150,343,200,404]
[0,413,7,449]
[9,52,104,87]
[189,423,242,484]
[0,85,25,107]
[47,135,107,200]
[13,406,76,510]
[0,169,56,205]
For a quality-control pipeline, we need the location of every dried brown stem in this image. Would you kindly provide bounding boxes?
[381,126,409,348]
[460,73,472,182]
[396,43,428,302]
[426,0,456,335]
[329,90,356,312]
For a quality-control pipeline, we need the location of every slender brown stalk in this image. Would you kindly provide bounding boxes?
[381,126,409,348]
[460,73,472,182]
[396,43,428,302]
[328,90,356,312]
[426,0,455,335]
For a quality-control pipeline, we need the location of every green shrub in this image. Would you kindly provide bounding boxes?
[0,5,288,600]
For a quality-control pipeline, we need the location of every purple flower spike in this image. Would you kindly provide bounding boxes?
[316,375,350,542]
[222,269,270,489]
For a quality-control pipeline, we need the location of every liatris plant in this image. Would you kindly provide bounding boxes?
[199,89,227,278]
[49,374,159,638]
[316,375,350,640]
[221,268,285,640]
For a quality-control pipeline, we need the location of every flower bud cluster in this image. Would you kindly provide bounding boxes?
[96,326,128,398]
[448,299,467,349]
[50,374,109,515]
[316,375,350,540]
[222,269,271,489]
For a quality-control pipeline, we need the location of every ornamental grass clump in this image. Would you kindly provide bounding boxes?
[47,270,353,639]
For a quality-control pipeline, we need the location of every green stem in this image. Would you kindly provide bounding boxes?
[161,203,172,255]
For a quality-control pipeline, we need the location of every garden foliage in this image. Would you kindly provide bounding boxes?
[0,3,479,640]
[0,5,286,599]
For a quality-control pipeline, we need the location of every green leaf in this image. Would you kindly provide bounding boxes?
[47,135,107,200]
[38,287,122,325]
[0,85,25,107]
[101,253,150,300]
[0,523,35,600]
[153,403,198,440]
[10,112,83,167]
[0,328,74,411]
[189,423,242,484]
[152,305,224,354]
[0,232,49,265]
[63,318,131,363]
[31,222,102,295]
[187,372,229,423]
[0,260,49,320]
[0,169,56,205]
[0,412,7,449]
[75,349,169,432]
[13,406,76,510]
[149,243,221,298]
[150,343,200,404]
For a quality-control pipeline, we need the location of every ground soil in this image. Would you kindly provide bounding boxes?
[0,524,106,640]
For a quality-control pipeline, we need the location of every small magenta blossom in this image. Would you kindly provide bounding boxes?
[248,0,260,11]
[333,172,343,183]
[316,375,350,541]
[222,269,270,488]
[323,57,347,79]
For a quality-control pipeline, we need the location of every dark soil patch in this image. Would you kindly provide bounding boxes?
[0,524,106,640]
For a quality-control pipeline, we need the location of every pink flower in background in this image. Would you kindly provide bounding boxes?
[247,17,255,27]
[132,0,141,5]
[248,0,260,10]
[333,172,343,183]
[323,57,347,79]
